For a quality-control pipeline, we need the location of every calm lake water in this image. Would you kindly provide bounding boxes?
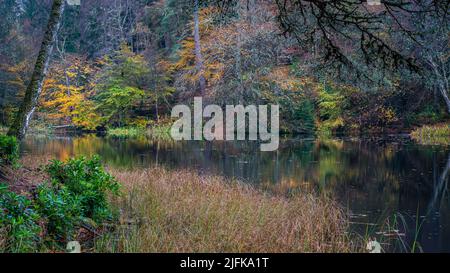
[22,135,450,253]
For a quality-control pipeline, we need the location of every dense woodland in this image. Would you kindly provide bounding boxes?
[0,0,449,136]
[1,0,450,254]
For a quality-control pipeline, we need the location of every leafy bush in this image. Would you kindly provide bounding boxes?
[413,105,441,124]
[46,156,120,222]
[34,184,83,241]
[1,156,121,252]
[0,184,42,253]
[0,134,19,166]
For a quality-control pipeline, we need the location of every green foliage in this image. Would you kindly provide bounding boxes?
[34,184,83,241]
[410,105,443,125]
[293,99,316,135]
[0,134,19,166]
[1,155,121,252]
[46,156,120,222]
[0,184,42,253]
[317,84,345,136]
[95,44,150,127]
[96,85,145,126]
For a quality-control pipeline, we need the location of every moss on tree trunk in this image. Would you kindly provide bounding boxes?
[8,0,65,140]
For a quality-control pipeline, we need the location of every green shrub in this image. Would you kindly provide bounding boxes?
[0,184,42,253]
[34,184,83,241]
[46,156,120,222]
[0,134,19,166]
[1,156,121,252]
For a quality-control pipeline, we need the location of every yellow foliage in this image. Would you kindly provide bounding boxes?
[40,56,100,130]
[264,66,314,91]
[125,117,149,129]
[172,7,225,87]
[380,107,397,123]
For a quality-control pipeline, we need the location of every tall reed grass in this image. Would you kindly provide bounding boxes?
[94,167,357,253]
[411,124,450,145]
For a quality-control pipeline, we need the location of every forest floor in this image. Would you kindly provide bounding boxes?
[4,155,359,253]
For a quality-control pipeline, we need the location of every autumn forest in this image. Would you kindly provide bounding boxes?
[0,0,450,255]
[0,0,447,137]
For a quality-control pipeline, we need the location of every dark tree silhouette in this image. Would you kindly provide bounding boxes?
[273,0,448,73]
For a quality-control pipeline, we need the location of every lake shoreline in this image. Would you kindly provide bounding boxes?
[4,133,450,252]
[96,166,358,253]
[1,155,360,253]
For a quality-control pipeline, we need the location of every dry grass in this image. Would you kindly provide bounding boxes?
[1,155,51,194]
[7,155,358,253]
[411,123,450,145]
[95,167,357,253]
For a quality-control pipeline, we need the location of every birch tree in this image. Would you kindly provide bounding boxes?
[8,0,66,139]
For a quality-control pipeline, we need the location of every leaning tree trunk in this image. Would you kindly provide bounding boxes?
[193,0,206,96]
[8,0,65,139]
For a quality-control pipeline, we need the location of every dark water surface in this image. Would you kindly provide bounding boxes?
[22,135,450,252]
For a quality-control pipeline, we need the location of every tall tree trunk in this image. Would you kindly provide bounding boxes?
[194,0,206,96]
[8,0,65,139]
[427,55,450,114]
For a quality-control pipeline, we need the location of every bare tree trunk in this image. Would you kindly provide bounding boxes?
[427,55,450,114]
[8,0,65,139]
[194,0,206,96]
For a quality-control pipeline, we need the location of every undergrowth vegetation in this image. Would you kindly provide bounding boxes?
[0,134,19,166]
[2,156,359,253]
[94,168,357,253]
[0,156,120,253]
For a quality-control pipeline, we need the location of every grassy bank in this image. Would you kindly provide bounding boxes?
[94,168,356,253]
[411,123,450,145]
[107,127,146,138]
[107,123,172,140]
[2,151,358,253]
